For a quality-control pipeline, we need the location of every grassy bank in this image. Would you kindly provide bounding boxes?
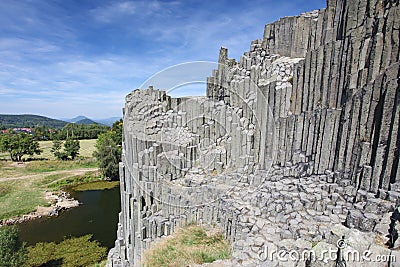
[144,225,232,266]
[0,139,105,220]
[0,165,102,220]
[0,179,50,220]
[72,180,120,191]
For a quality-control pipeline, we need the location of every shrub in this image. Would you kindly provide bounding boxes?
[0,226,26,267]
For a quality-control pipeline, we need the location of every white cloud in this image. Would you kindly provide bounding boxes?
[91,0,182,32]
[0,0,327,118]
[91,1,138,23]
[0,51,162,117]
[0,37,61,58]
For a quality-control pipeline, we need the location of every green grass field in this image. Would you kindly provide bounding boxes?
[0,179,49,220]
[0,139,97,161]
[0,139,104,220]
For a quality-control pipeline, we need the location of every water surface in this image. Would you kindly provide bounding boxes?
[18,186,120,249]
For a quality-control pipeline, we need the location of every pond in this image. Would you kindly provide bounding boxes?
[17,185,121,249]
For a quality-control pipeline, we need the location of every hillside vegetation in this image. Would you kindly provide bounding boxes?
[74,118,99,125]
[0,115,110,141]
[0,114,68,129]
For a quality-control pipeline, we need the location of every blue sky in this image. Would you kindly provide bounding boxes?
[0,0,326,119]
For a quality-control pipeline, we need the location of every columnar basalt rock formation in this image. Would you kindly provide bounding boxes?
[108,0,400,266]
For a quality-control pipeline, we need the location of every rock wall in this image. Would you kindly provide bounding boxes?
[108,0,400,266]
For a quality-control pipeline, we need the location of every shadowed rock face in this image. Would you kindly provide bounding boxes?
[108,0,400,266]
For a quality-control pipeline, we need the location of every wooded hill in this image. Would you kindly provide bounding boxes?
[0,114,68,129]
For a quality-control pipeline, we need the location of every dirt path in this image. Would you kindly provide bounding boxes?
[0,168,98,182]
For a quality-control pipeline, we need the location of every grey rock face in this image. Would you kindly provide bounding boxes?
[108,0,400,266]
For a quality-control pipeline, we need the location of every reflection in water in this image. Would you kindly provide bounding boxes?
[18,186,121,249]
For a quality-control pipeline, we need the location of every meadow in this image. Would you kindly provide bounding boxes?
[0,139,97,161]
[0,139,101,220]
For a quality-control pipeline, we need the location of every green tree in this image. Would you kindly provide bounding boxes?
[111,119,123,144]
[63,138,80,160]
[0,226,26,267]
[93,119,122,180]
[0,132,42,161]
[33,125,49,140]
[93,131,121,180]
[50,139,64,160]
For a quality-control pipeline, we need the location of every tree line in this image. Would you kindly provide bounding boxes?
[0,132,80,162]
[32,123,110,140]
[0,123,110,161]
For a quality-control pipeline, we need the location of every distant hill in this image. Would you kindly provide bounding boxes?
[94,117,121,126]
[61,115,120,126]
[70,116,87,123]
[0,114,68,129]
[75,118,98,125]
[61,116,87,123]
